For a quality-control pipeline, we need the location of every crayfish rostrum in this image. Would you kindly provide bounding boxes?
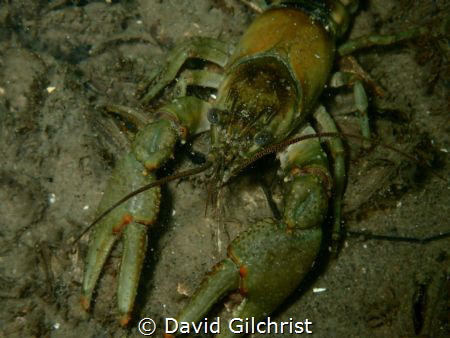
[81,0,432,336]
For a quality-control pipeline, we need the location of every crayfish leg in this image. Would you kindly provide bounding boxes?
[329,69,371,147]
[314,106,346,249]
[138,37,230,104]
[338,26,429,56]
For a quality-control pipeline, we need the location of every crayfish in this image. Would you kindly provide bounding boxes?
[80,0,437,336]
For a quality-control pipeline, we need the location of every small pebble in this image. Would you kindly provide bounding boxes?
[313,287,327,293]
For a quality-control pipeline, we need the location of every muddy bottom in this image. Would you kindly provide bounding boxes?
[0,1,449,337]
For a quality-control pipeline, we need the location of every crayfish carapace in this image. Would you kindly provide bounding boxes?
[81,0,433,336]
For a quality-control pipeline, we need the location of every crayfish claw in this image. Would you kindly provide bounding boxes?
[82,153,161,321]
[117,221,148,323]
[174,259,239,326]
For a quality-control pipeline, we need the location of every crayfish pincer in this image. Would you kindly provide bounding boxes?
[81,0,432,336]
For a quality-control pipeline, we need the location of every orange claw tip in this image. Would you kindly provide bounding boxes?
[239,265,248,278]
[80,295,90,311]
[120,313,132,327]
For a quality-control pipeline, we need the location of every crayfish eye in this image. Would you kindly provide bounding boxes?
[254,130,272,146]
[207,107,224,125]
